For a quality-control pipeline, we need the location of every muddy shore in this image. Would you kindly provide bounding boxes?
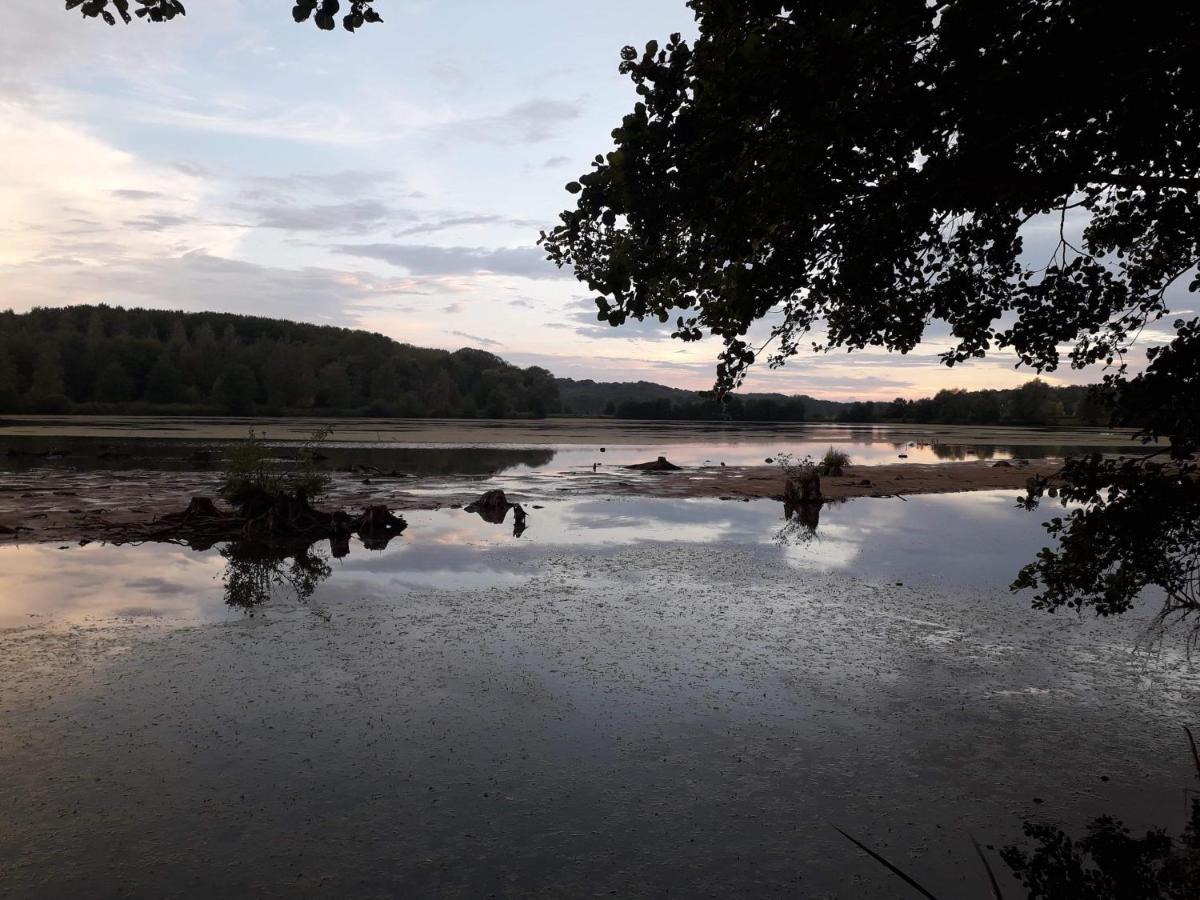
[0,459,1060,545]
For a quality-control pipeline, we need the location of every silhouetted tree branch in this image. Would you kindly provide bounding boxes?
[544,0,1200,622]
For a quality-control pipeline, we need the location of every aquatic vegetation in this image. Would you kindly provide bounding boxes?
[820,447,851,476]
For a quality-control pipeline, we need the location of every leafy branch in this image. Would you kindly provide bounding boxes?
[65,0,385,32]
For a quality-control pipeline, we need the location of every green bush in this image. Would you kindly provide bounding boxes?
[820,446,851,476]
[220,426,332,512]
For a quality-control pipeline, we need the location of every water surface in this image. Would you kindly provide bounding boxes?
[1,482,1193,897]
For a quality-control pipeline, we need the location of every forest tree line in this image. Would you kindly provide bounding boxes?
[0,306,1113,426]
[607,379,1112,426]
[0,306,561,418]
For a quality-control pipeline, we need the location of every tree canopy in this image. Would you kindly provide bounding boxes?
[544,1,1200,623]
[66,0,383,32]
[543,0,1198,391]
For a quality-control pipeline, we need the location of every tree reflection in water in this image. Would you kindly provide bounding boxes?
[775,498,826,545]
[217,529,402,609]
[219,539,334,609]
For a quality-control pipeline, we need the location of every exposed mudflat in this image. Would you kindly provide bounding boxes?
[0,540,1193,898]
[0,460,1062,546]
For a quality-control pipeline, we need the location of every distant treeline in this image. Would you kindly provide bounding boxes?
[611,394,808,421]
[840,380,1112,426]
[595,380,1111,426]
[0,306,560,418]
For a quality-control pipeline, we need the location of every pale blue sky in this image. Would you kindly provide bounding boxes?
[1,1,1167,398]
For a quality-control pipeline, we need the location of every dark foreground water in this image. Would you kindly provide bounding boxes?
[1,493,1196,898]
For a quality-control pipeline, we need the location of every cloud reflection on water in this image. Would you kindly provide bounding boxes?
[0,491,1061,625]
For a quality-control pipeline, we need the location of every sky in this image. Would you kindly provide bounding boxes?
[0,1,1184,399]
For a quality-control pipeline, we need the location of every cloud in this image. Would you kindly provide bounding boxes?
[123,213,201,232]
[171,161,211,178]
[241,170,400,200]
[0,250,432,324]
[542,155,572,168]
[245,199,404,233]
[394,214,542,238]
[111,189,164,201]
[335,242,566,279]
[0,102,226,267]
[447,330,503,348]
[448,98,581,144]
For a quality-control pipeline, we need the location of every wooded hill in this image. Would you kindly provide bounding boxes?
[0,306,560,418]
[0,305,1110,425]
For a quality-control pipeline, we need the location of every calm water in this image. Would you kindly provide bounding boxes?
[0,418,1134,476]
[0,442,1193,897]
[1,492,1085,626]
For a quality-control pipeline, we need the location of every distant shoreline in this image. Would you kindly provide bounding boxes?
[0,414,1141,447]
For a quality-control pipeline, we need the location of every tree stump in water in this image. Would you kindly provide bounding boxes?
[511,503,528,538]
[465,489,514,524]
[626,456,682,471]
[464,490,531,536]
[355,505,408,549]
[784,472,822,504]
[178,496,227,522]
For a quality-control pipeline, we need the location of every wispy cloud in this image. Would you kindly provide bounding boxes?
[111,189,164,201]
[1,249,430,323]
[335,242,566,279]
[446,98,581,144]
[394,214,542,238]
[447,329,502,348]
[245,199,405,233]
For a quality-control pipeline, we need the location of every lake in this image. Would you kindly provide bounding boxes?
[0,419,1191,898]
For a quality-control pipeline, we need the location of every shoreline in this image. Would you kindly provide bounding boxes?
[0,459,1060,546]
[0,414,1140,447]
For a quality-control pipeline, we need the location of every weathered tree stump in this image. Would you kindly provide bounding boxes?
[626,456,682,471]
[464,490,531,536]
[784,472,822,504]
